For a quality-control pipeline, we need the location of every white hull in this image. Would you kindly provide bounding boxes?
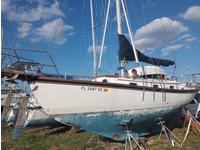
[30,80,196,116]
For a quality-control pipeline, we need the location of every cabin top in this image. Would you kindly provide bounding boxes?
[128,66,166,78]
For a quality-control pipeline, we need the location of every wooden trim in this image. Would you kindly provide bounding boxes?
[95,74,119,78]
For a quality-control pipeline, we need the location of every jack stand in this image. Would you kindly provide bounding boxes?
[124,129,145,150]
[66,125,79,136]
[180,110,200,146]
[157,118,181,147]
[87,135,100,144]
[187,110,200,135]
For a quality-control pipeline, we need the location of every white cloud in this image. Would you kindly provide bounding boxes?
[185,37,196,43]
[133,17,188,51]
[1,0,12,12]
[182,6,200,22]
[3,1,73,45]
[176,34,191,41]
[32,0,46,5]
[31,19,74,44]
[175,33,196,43]
[17,23,32,38]
[87,45,107,53]
[7,1,65,22]
[143,0,160,8]
[161,44,184,56]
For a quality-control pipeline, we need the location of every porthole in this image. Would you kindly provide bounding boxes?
[153,85,158,88]
[129,83,137,86]
[102,79,108,82]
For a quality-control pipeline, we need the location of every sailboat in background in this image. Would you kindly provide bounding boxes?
[1,80,62,128]
[1,0,199,141]
[1,60,62,131]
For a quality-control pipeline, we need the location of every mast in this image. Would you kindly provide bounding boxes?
[116,0,123,35]
[116,0,127,77]
[90,0,97,77]
[116,0,140,78]
[1,27,3,49]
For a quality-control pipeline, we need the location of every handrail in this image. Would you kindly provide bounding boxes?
[1,47,60,76]
[2,47,49,53]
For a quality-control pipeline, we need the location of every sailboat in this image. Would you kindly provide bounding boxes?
[1,82,61,128]
[1,0,199,141]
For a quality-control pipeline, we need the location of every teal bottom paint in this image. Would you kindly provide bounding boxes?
[55,108,183,141]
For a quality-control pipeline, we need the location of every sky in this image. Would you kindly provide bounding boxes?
[1,0,200,81]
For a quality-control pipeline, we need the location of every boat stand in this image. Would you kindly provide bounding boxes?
[157,111,200,148]
[180,110,200,146]
[186,110,200,135]
[124,130,145,150]
[157,118,182,147]
[87,135,100,144]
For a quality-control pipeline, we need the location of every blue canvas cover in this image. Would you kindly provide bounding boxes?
[118,34,175,67]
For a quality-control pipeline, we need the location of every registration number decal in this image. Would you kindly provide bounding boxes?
[81,86,108,92]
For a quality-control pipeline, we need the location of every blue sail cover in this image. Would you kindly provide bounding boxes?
[118,34,175,66]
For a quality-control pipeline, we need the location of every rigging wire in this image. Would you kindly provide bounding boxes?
[100,0,113,75]
[80,0,108,76]
[140,0,147,26]
[140,0,156,67]
[80,0,86,75]
[159,18,178,75]
[96,0,104,73]
[39,18,61,75]
[81,0,93,76]
[2,25,19,66]
[132,0,155,66]
[121,0,140,65]
[169,23,193,77]
[124,0,139,36]
[98,0,111,71]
